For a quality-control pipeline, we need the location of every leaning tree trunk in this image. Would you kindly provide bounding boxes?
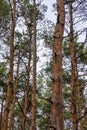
[51,0,65,130]
[1,0,16,130]
[31,0,37,130]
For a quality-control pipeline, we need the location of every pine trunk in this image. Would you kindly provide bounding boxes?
[51,0,65,130]
[1,0,16,130]
[20,26,32,130]
[69,1,78,130]
[31,0,37,130]
[9,52,20,130]
[77,80,82,130]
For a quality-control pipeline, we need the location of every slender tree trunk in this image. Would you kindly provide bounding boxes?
[20,26,32,130]
[51,0,65,130]
[69,1,78,130]
[9,52,20,130]
[76,65,83,130]
[20,54,30,130]
[31,0,37,130]
[1,0,16,130]
[77,78,82,130]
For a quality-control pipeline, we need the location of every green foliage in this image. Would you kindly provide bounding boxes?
[37,72,52,129]
[43,21,54,49]
[0,0,87,129]
[0,0,10,38]
[45,60,52,74]
[64,110,71,119]
[78,47,87,63]
[0,0,10,19]
[0,62,7,92]
[63,39,70,57]
[63,34,87,64]
[62,71,71,84]
[18,0,47,23]
[37,97,51,130]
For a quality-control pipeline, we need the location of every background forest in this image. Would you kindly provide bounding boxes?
[0,0,87,130]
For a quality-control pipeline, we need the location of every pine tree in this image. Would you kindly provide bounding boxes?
[1,0,16,129]
[51,0,65,130]
[31,0,37,130]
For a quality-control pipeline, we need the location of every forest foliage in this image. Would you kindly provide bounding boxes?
[0,0,87,130]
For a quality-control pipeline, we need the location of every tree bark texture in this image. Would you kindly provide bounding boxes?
[69,1,78,130]
[31,0,37,130]
[9,52,20,130]
[1,0,16,130]
[51,0,65,130]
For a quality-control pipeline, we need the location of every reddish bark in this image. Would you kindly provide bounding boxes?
[52,0,65,130]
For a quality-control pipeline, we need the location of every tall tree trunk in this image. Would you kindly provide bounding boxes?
[20,25,32,130]
[31,0,37,130]
[9,51,20,130]
[1,0,16,130]
[69,1,78,130]
[51,0,65,130]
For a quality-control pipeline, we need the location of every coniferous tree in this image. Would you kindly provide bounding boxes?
[51,0,65,130]
[31,0,37,130]
[1,0,16,130]
[9,51,20,130]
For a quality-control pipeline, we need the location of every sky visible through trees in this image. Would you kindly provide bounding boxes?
[0,0,87,130]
